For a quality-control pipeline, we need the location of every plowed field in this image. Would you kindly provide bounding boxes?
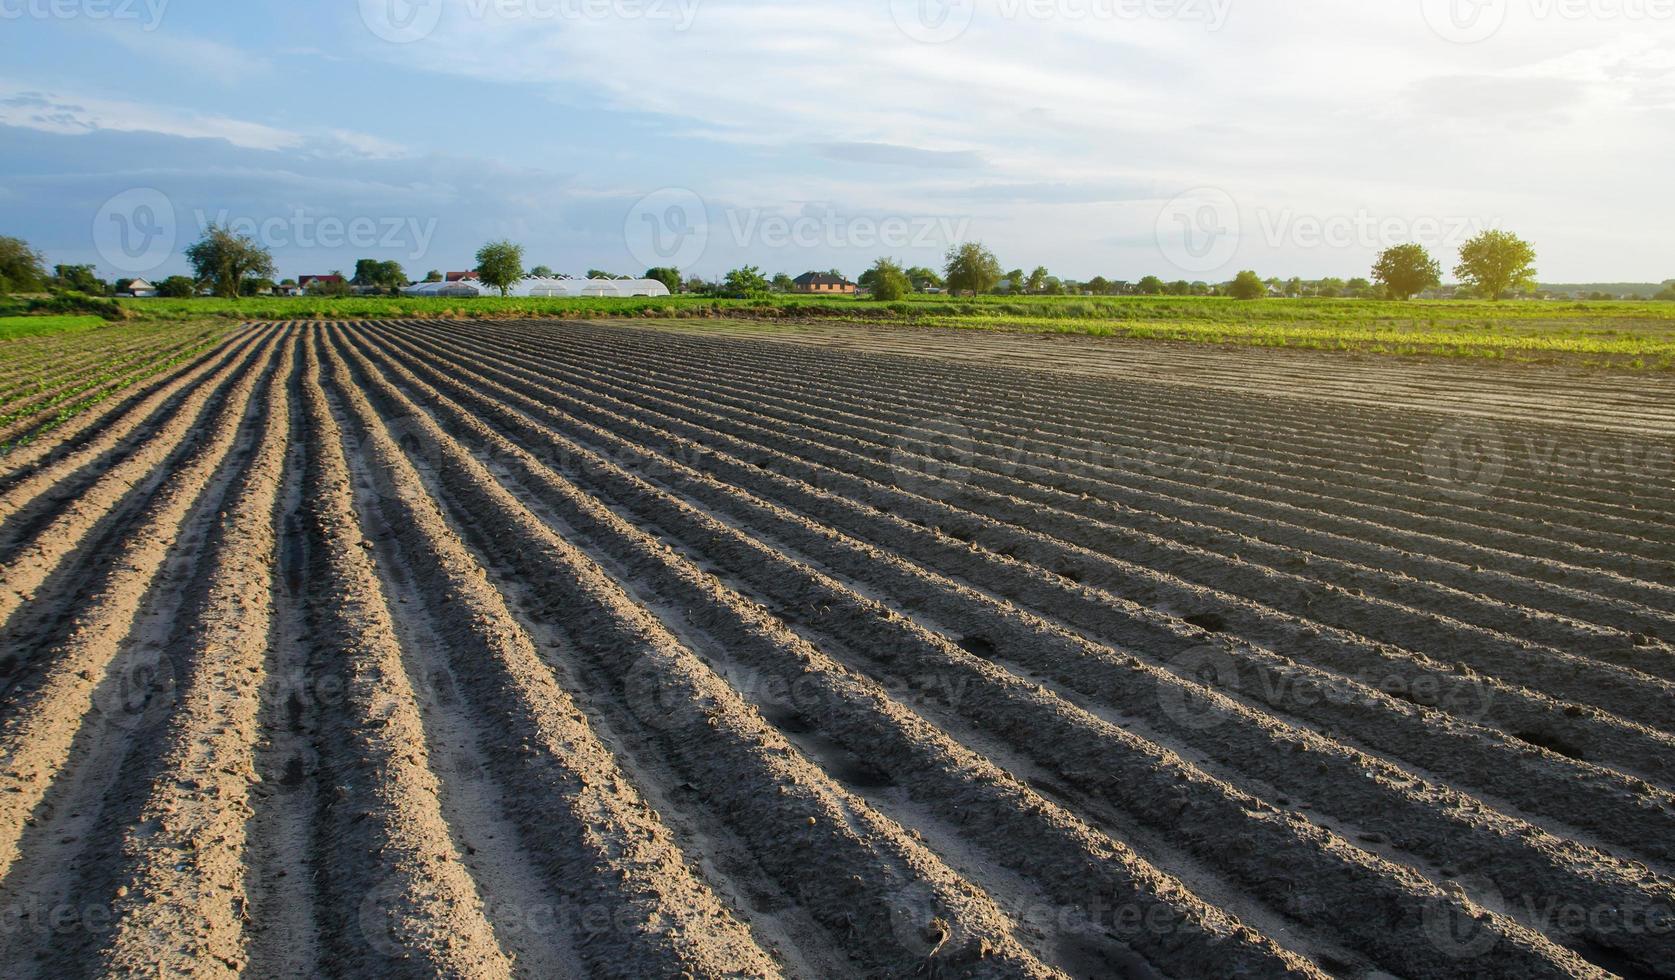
[1,319,1671,979]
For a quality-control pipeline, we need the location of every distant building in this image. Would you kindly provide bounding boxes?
[444,270,478,282]
[298,274,345,291]
[123,278,158,298]
[792,272,856,295]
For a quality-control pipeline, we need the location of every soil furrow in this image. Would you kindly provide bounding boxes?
[315,327,1085,980]
[338,324,1602,980]
[420,322,1675,726]
[378,321,1675,770]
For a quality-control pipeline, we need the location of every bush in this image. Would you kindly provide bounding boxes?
[25,292,126,320]
[1229,270,1266,301]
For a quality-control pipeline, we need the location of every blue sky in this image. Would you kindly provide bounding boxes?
[2,0,1671,283]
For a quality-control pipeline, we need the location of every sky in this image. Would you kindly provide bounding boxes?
[1,0,1671,284]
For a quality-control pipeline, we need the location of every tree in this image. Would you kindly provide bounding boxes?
[156,275,198,298]
[586,268,618,280]
[1283,277,1303,298]
[1454,230,1537,300]
[1229,270,1266,300]
[476,240,525,297]
[1024,266,1049,294]
[722,265,770,298]
[1346,276,1373,298]
[1371,243,1442,301]
[1657,281,1675,301]
[353,259,407,294]
[943,242,1002,296]
[424,269,443,282]
[865,257,912,302]
[770,272,796,293]
[52,264,105,294]
[241,277,277,297]
[530,265,555,278]
[905,266,944,291]
[185,224,276,299]
[1086,276,1111,295]
[1135,275,1166,295]
[1167,279,1192,296]
[645,267,682,292]
[307,273,351,297]
[0,236,47,294]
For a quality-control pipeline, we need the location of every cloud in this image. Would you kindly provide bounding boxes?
[0,84,408,159]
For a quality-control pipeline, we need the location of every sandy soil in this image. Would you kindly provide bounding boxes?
[0,318,1669,979]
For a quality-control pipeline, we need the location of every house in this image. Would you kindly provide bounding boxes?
[273,283,304,297]
[444,270,478,282]
[298,274,346,291]
[792,272,856,295]
[123,278,158,298]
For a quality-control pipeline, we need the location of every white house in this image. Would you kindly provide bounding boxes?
[402,276,672,299]
[123,278,158,298]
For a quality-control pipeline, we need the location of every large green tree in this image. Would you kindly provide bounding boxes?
[156,276,198,298]
[1372,243,1442,300]
[0,236,47,295]
[353,259,407,293]
[905,266,943,291]
[645,267,682,292]
[1454,230,1537,300]
[1229,270,1266,300]
[722,265,770,298]
[864,257,912,301]
[185,225,276,299]
[476,240,525,297]
[52,264,106,295]
[943,242,1002,296]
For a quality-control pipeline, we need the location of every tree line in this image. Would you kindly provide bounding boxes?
[6,225,1674,303]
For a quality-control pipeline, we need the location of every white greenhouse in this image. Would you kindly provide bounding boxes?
[403,276,671,298]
